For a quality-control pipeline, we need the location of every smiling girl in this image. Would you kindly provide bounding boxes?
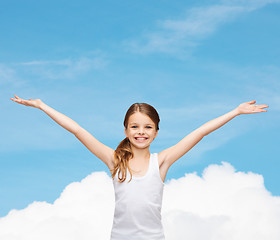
[10,95,268,240]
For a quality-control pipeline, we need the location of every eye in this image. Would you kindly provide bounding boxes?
[146,126,152,129]
[131,126,137,128]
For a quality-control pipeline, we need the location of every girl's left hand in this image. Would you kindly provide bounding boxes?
[236,100,269,115]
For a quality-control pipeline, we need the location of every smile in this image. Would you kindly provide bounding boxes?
[134,137,148,142]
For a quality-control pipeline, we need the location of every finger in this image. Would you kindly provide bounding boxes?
[13,98,24,104]
[11,98,18,102]
[14,95,23,102]
[10,97,18,102]
[258,105,269,109]
[256,109,267,112]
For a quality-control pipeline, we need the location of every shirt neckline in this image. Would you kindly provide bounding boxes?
[131,153,152,180]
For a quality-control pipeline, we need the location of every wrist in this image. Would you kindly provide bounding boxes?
[232,108,241,116]
[38,101,47,111]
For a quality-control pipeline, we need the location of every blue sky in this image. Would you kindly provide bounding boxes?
[1,0,280,218]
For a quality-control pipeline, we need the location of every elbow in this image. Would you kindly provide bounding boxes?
[73,126,83,136]
[195,128,208,138]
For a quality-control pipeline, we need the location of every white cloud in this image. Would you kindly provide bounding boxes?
[16,54,109,80]
[0,64,25,87]
[163,162,280,239]
[0,162,279,240]
[0,172,115,240]
[221,0,280,9]
[19,59,72,66]
[124,0,280,56]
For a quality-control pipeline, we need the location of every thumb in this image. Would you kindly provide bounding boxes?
[249,100,256,104]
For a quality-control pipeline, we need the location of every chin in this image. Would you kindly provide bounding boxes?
[131,142,151,149]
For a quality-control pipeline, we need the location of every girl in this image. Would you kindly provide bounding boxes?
[10,95,268,240]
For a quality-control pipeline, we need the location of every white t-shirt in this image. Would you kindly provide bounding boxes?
[110,153,165,240]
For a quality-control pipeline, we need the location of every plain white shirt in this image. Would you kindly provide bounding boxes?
[110,153,165,240]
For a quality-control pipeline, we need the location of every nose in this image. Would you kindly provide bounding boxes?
[138,127,145,135]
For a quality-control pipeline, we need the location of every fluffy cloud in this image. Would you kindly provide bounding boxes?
[0,172,115,240]
[162,162,280,240]
[0,162,279,240]
[125,0,280,56]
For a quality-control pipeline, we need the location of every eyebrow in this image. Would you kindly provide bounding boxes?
[129,123,153,125]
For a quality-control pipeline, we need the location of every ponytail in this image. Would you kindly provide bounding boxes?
[111,137,134,183]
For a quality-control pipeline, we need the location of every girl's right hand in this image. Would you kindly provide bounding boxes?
[10,95,43,109]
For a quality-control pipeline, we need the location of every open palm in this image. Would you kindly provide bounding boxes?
[236,100,269,114]
[10,95,43,109]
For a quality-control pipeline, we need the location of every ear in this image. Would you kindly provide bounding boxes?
[125,128,128,138]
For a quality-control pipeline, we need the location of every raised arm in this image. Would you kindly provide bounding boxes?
[159,100,269,169]
[10,95,115,170]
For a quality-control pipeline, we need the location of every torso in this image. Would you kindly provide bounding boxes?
[109,153,169,183]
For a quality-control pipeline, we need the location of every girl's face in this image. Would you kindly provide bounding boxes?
[125,112,158,149]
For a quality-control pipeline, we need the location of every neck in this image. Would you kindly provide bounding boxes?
[130,146,151,160]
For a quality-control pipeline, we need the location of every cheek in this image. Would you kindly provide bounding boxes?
[149,131,157,137]
[126,129,135,135]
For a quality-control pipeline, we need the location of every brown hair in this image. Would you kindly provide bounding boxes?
[111,103,160,183]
